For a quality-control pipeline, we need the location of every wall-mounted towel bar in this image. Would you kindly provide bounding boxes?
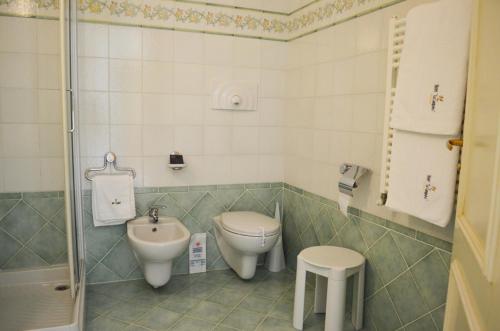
[85,152,136,180]
[378,16,406,206]
[378,16,463,207]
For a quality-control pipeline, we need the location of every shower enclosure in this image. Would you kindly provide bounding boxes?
[0,0,85,329]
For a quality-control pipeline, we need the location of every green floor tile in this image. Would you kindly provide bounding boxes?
[221,308,265,330]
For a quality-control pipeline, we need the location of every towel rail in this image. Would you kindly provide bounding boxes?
[378,16,406,206]
[378,16,462,206]
[85,152,136,180]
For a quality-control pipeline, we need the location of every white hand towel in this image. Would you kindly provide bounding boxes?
[91,174,136,227]
[386,130,459,227]
[391,0,472,135]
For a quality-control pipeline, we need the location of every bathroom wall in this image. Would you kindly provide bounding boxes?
[283,0,453,242]
[0,16,64,193]
[282,185,450,330]
[84,183,283,283]
[0,192,67,269]
[77,23,287,189]
[0,15,67,270]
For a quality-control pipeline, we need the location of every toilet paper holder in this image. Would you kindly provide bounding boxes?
[339,163,368,197]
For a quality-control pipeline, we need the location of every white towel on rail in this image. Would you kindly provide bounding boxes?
[92,174,136,227]
[386,130,459,227]
[391,0,472,135]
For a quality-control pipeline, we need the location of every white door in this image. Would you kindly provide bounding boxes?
[443,0,500,330]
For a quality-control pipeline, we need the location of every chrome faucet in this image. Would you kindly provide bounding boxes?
[149,208,159,223]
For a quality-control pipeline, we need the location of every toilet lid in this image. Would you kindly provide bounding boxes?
[221,211,280,237]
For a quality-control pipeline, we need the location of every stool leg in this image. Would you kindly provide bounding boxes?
[293,259,307,330]
[314,274,327,313]
[324,277,346,331]
[351,265,365,330]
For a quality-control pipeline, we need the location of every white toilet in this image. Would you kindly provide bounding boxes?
[213,211,281,279]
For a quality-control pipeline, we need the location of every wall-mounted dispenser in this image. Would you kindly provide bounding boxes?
[168,151,187,170]
[338,163,369,216]
[212,81,258,111]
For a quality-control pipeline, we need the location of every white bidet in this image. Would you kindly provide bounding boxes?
[127,216,190,288]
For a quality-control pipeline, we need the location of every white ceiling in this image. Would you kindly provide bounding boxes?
[184,0,315,14]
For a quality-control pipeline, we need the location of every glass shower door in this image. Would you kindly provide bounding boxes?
[60,0,85,297]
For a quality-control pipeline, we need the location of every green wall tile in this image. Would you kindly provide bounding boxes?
[367,233,407,284]
[405,314,438,331]
[386,271,429,324]
[366,288,402,331]
[391,231,434,267]
[0,201,46,243]
[411,250,449,310]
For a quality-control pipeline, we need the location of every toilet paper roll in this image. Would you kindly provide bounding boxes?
[339,192,352,217]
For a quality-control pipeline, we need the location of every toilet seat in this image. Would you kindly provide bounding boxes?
[221,211,280,237]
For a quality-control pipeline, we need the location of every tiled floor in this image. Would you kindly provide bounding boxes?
[85,268,359,331]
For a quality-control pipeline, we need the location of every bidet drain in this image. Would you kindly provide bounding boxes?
[54,284,70,291]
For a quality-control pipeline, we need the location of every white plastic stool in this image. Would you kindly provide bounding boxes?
[293,246,366,331]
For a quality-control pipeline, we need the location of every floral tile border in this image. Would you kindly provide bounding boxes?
[0,0,402,40]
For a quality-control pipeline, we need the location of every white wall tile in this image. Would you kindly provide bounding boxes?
[331,20,357,60]
[173,95,204,125]
[259,127,283,154]
[315,62,334,96]
[109,59,142,92]
[233,37,261,68]
[119,157,144,186]
[109,26,142,59]
[78,57,108,91]
[0,88,37,123]
[142,94,173,125]
[261,69,286,98]
[204,107,232,126]
[333,58,355,95]
[78,23,108,57]
[259,98,284,126]
[313,96,333,130]
[40,158,64,191]
[202,155,232,184]
[79,91,109,124]
[232,126,259,154]
[0,17,36,53]
[352,94,379,133]
[329,132,352,165]
[231,155,259,183]
[204,126,232,155]
[0,53,37,88]
[3,158,41,192]
[259,155,284,182]
[354,51,386,93]
[299,66,316,97]
[38,90,62,124]
[356,11,383,54]
[174,31,203,64]
[1,124,39,157]
[142,61,173,93]
[110,92,142,124]
[173,63,204,94]
[204,34,234,65]
[38,55,60,89]
[110,125,142,156]
[142,29,173,61]
[312,130,329,162]
[39,124,63,157]
[80,125,109,157]
[142,125,174,156]
[143,156,171,187]
[173,126,203,155]
[204,65,233,94]
[37,20,59,55]
[261,40,288,69]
